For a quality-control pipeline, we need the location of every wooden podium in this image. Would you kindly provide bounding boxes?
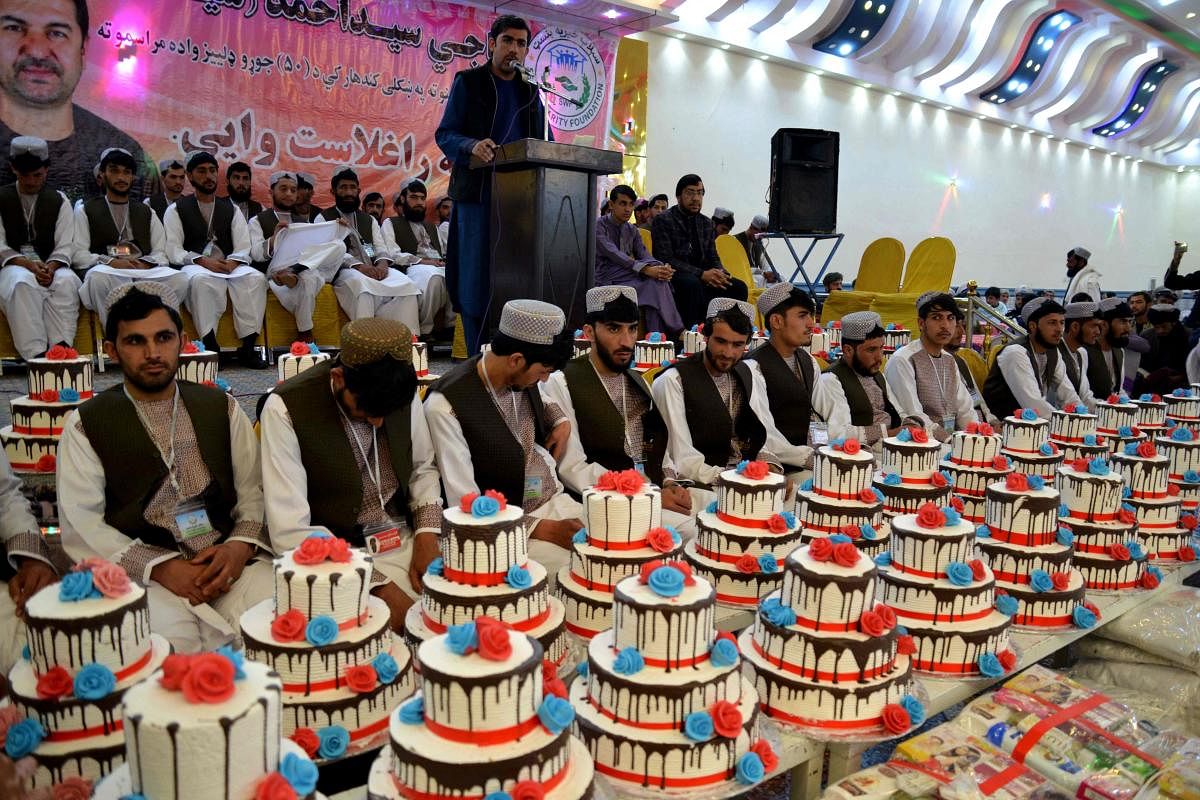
[471,139,623,332]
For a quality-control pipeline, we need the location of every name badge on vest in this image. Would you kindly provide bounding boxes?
[969,387,982,407]
[174,498,214,542]
[107,242,142,258]
[202,240,225,260]
[633,461,646,476]
[810,420,829,447]
[942,416,956,432]
[524,475,543,503]
[19,245,41,264]
[361,242,376,261]
[363,521,403,554]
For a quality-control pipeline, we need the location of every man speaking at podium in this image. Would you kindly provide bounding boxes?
[436,15,549,356]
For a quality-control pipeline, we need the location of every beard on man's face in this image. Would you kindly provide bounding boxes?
[403,203,426,223]
[335,194,360,213]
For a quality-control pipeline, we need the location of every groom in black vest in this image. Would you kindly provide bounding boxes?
[819,310,901,447]
[982,296,1082,419]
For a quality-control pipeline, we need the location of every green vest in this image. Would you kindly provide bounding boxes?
[826,359,900,428]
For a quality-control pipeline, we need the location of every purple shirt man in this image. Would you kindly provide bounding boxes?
[595,187,684,336]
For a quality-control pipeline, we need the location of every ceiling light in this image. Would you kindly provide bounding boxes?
[943,105,952,111]
[720,44,730,50]
[1136,158,1144,163]
[1089,145,1097,150]
[891,91,901,96]
[838,42,854,55]
[760,54,769,60]
[675,33,686,39]
[860,29,870,38]
[1189,12,1197,19]
[978,114,986,120]
[603,9,620,18]
[1010,123,1019,129]
[861,82,873,88]
[918,98,927,104]
[1062,139,1070,144]
[813,69,824,75]
[1046,134,1055,139]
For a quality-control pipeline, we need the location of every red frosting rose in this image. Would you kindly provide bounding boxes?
[751,739,778,772]
[1184,515,1199,531]
[832,542,860,568]
[992,455,1009,470]
[839,523,861,540]
[290,342,310,356]
[1131,426,1142,436]
[159,653,193,690]
[344,664,377,693]
[595,471,621,492]
[710,700,743,738]
[1109,394,1122,403]
[181,340,199,354]
[858,488,877,503]
[979,423,995,436]
[544,677,567,699]
[766,514,789,534]
[647,527,677,553]
[328,538,352,563]
[1119,508,1136,524]
[38,389,58,403]
[1084,601,1101,618]
[931,472,948,488]
[1152,394,1162,402]
[951,496,965,513]
[271,609,307,642]
[615,469,645,495]
[842,438,862,455]
[51,776,92,800]
[674,559,697,585]
[46,344,69,360]
[202,381,217,388]
[182,654,236,704]
[290,728,320,758]
[875,604,896,629]
[459,492,479,513]
[881,703,911,734]
[736,553,760,574]
[915,502,946,529]
[1169,484,1181,496]
[484,489,508,510]
[809,537,833,562]
[970,559,987,581]
[1108,543,1131,561]
[512,780,545,800]
[966,422,979,434]
[256,772,297,800]
[292,535,332,566]
[476,616,513,661]
[1137,441,1157,458]
[1181,545,1197,563]
[716,630,738,645]
[998,650,1018,672]
[743,460,770,479]
[639,559,665,584]
[35,453,55,472]
[36,666,73,699]
[910,428,929,444]
[1006,473,1029,491]
[1051,571,1071,590]
[1141,571,1161,589]
[542,659,557,683]
[897,634,917,655]
[859,610,884,637]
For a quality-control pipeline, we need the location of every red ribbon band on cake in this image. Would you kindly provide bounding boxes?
[441,562,530,586]
[1014,612,1073,627]
[1064,509,1121,521]
[392,760,568,800]
[1129,490,1168,500]
[791,614,858,633]
[946,457,996,468]
[587,537,649,551]
[593,762,735,788]
[422,606,551,635]
[952,485,987,497]
[13,423,65,436]
[750,640,893,680]
[810,486,871,501]
[759,702,889,729]
[714,592,762,606]
[694,544,784,568]
[981,526,1056,547]
[424,712,542,744]
[568,572,615,592]
[1073,541,1120,555]
[1085,577,1141,589]
[804,520,858,534]
[350,715,390,743]
[893,475,936,486]
[1170,474,1200,483]
[1002,445,1048,455]
[888,562,945,579]
[630,649,711,669]
[587,696,679,730]
[715,511,777,529]
[45,719,123,742]
[1168,414,1200,422]
[1137,520,1181,530]
[892,605,994,623]
[563,620,602,638]
[1010,693,1162,770]
[1049,433,1089,443]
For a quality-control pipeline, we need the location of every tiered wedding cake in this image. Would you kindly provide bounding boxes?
[1158,425,1200,514]
[178,339,219,384]
[682,324,705,356]
[1000,410,1064,480]
[278,341,330,381]
[1,346,91,473]
[1056,457,1154,590]
[685,460,804,605]
[404,491,571,672]
[4,559,170,793]
[572,565,776,791]
[634,332,675,370]
[1048,405,1110,462]
[872,427,953,518]
[1164,387,1200,433]
[876,502,1017,677]
[240,534,416,741]
[1096,395,1145,454]
[1132,393,1168,435]
[977,473,1096,629]
[796,440,889,557]
[740,539,926,733]
[882,324,910,354]
[1112,441,1198,562]
[369,620,592,800]
[557,469,683,638]
[940,424,1012,525]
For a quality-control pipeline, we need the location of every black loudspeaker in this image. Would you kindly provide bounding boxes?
[768,128,839,234]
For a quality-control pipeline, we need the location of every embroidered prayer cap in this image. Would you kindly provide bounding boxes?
[99,147,137,172]
[103,281,180,314]
[9,136,47,161]
[1063,301,1099,321]
[331,167,359,189]
[498,299,566,345]
[840,311,883,343]
[756,282,813,320]
[751,214,769,229]
[339,318,413,366]
[711,207,734,225]
[296,172,316,190]
[1098,296,1132,320]
[1148,303,1181,324]
[1070,246,1091,261]
[269,171,297,187]
[706,297,755,323]
[916,291,961,318]
[400,177,427,195]
[1154,287,1179,303]
[185,151,218,172]
[158,157,184,174]
[586,285,638,313]
[1021,296,1065,325]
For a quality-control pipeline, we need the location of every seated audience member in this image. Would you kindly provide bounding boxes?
[650,174,747,329]
[982,297,1082,419]
[293,172,321,222]
[424,300,579,580]
[820,311,901,445]
[1127,291,1152,334]
[1138,303,1190,394]
[224,161,261,221]
[435,196,453,225]
[146,158,187,221]
[325,168,421,333]
[247,171,344,342]
[947,318,995,423]
[362,191,385,225]
[984,286,1007,315]
[822,271,844,294]
[711,207,735,238]
[596,184,683,337]
[58,283,272,653]
[163,151,268,368]
[1007,288,1036,321]
[1086,296,1133,397]
[260,319,442,629]
[652,298,809,485]
[633,198,651,227]
[1059,302,1102,412]
[75,147,185,328]
[640,193,668,231]
[382,178,454,338]
[736,214,779,287]
[0,137,79,359]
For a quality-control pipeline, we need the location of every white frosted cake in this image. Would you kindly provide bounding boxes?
[1164,388,1200,431]
[1133,394,1167,432]
[796,440,889,557]
[1000,410,1064,480]
[873,428,953,518]
[1112,442,1193,561]
[808,328,829,357]
[1158,425,1200,512]
[1096,396,1144,453]
[572,330,592,359]
[882,326,910,353]
[1,347,91,473]
[1056,458,1153,590]
[240,534,416,741]
[1049,405,1110,462]
[278,341,330,381]
[741,541,925,732]
[404,491,570,673]
[685,460,803,605]
[682,325,706,356]
[178,339,218,384]
[941,425,1013,525]
[573,567,775,792]
[5,560,170,793]
[634,332,675,370]
[557,469,682,638]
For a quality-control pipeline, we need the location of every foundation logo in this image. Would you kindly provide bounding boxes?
[529,27,606,133]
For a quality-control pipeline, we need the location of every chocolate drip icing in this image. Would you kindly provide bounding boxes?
[612,585,715,672]
[783,561,875,625]
[879,570,995,620]
[755,616,896,683]
[25,596,149,675]
[441,520,525,574]
[392,728,571,793]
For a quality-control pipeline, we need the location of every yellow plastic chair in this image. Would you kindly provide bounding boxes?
[819,291,875,325]
[0,306,95,360]
[901,237,956,294]
[263,286,346,350]
[852,238,905,293]
[868,293,920,336]
[715,234,764,327]
[638,227,652,253]
[640,365,661,385]
[956,347,988,392]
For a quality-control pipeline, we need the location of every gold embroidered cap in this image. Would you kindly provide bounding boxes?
[339,318,413,366]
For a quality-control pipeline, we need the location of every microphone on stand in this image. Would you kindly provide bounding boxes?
[506,59,535,80]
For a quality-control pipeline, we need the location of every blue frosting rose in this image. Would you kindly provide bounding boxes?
[613,647,645,675]
[1187,470,1200,483]
[829,534,851,544]
[470,495,500,518]
[896,428,912,443]
[1039,443,1054,456]
[427,557,444,576]
[279,752,319,796]
[572,529,588,545]
[874,551,893,567]
[372,652,399,684]
[707,500,719,513]
[506,565,532,590]
[192,339,206,352]
[484,794,513,800]
[758,553,779,574]
[763,601,797,627]
[1122,502,1135,513]
[976,525,992,539]
[895,625,908,634]
[308,343,321,355]
[710,638,739,668]
[660,359,671,368]
[1056,528,1074,546]
[21,643,29,660]
[1148,566,1164,581]
[1088,459,1110,476]
[945,561,973,586]
[831,438,845,448]
[995,594,1019,616]
[119,795,147,800]
[872,487,885,501]
[59,570,97,602]
[781,512,797,528]
[399,697,423,724]
[1124,442,1139,456]
[1173,427,1194,441]
[1084,434,1097,446]
[1029,569,1053,593]
[1021,409,1037,421]
[943,508,962,526]
[649,332,663,343]
[216,645,246,679]
[1122,487,1132,499]
[576,661,589,677]
[800,479,813,492]
[1127,541,1145,560]
[1073,604,1097,628]
[860,524,877,540]
[317,725,350,758]
[882,473,901,486]
[647,565,685,597]
[1027,475,1045,490]
[305,615,338,647]
[447,621,478,655]
[1140,393,1154,402]
[736,752,766,785]
[736,460,750,474]
[684,710,714,741]
[900,695,926,727]
[4,717,45,758]
[215,378,231,392]
[1060,503,1070,517]
[59,387,80,402]
[978,652,1004,678]
[537,695,575,734]
[74,663,116,700]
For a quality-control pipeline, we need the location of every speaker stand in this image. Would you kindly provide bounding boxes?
[758,232,846,296]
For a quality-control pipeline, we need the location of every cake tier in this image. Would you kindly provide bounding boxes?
[682,328,705,355]
[741,630,913,729]
[1065,520,1143,550]
[976,538,1075,584]
[827,325,842,347]
[277,352,330,382]
[1001,416,1049,454]
[797,528,891,558]
[947,431,1003,467]
[28,356,93,398]
[1096,401,1139,435]
[581,485,662,547]
[1056,464,1124,520]
[1164,393,1200,423]
[1158,437,1200,482]
[557,567,617,638]
[683,541,785,607]
[25,735,125,791]
[10,396,78,436]
[1073,551,1148,590]
[403,598,570,673]
[879,436,942,480]
[1049,410,1097,444]
[983,483,1061,544]
[695,509,802,565]
[995,571,1086,627]
[440,505,527,578]
[611,573,716,671]
[568,538,685,595]
[811,445,876,499]
[942,462,1011,523]
[418,561,551,633]
[878,565,1000,625]
[1133,399,1167,430]
[796,490,884,537]
[1143,529,1193,560]
[24,580,152,679]
[892,611,1013,676]
[779,544,877,628]
[716,468,788,520]
[123,659,283,800]
[1125,495,1183,535]
[273,545,372,627]
[634,340,675,369]
[571,671,759,790]
[1058,441,1110,463]
[809,331,828,353]
[2,425,58,472]
[1173,479,1200,511]
[1004,450,1065,481]
[888,513,978,577]
[873,482,952,519]
[750,589,897,683]
[883,330,910,352]
[1112,453,1170,498]
[178,352,218,385]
